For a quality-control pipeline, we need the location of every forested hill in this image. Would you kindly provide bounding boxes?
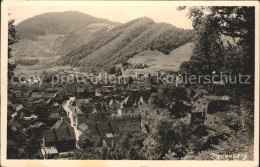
[16,11,116,40]
[12,11,118,60]
[57,17,194,72]
[12,11,194,72]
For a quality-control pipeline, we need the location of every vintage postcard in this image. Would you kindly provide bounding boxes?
[1,1,259,167]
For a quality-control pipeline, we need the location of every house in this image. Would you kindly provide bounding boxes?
[46,87,61,93]
[148,93,157,105]
[94,101,113,119]
[44,93,56,99]
[10,127,29,141]
[191,97,209,124]
[117,94,142,118]
[95,117,141,137]
[41,146,59,159]
[52,92,64,103]
[204,95,230,113]
[45,113,61,128]
[108,99,120,116]
[78,123,88,132]
[193,88,209,97]
[111,117,142,134]
[49,113,60,120]
[52,102,61,110]
[16,104,27,115]
[32,92,43,100]
[24,114,38,121]
[26,122,44,139]
[102,86,113,93]
[70,105,85,126]
[13,91,22,99]
[29,99,46,108]
[138,102,152,116]
[43,119,76,153]
[75,86,85,97]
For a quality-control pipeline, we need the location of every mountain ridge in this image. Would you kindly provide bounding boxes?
[57,16,194,72]
[12,11,194,73]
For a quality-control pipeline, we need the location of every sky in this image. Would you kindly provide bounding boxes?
[8,4,193,29]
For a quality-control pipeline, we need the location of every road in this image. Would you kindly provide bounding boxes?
[62,97,81,146]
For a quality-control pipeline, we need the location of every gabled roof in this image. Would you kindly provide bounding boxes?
[50,119,71,130]
[139,96,144,104]
[42,147,58,155]
[32,92,43,98]
[94,102,108,113]
[46,98,53,104]
[32,99,46,104]
[95,92,103,97]
[76,87,85,93]
[43,126,76,142]
[78,123,88,132]
[52,102,60,106]
[49,113,60,119]
[192,98,209,113]
[82,102,95,113]
[16,104,24,112]
[96,121,112,136]
[109,99,120,109]
[70,106,84,115]
[8,118,22,127]
[204,95,230,101]
[77,98,90,105]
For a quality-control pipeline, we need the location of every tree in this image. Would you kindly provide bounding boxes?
[162,86,191,118]
[77,131,101,149]
[104,133,146,160]
[128,76,133,84]
[109,66,116,74]
[74,131,103,159]
[179,7,254,100]
[143,116,189,160]
[8,19,19,80]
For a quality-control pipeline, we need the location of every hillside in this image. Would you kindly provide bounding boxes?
[58,17,194,72]
[11,11,194,73]
[11,11,117,65]
[127,42,193,72]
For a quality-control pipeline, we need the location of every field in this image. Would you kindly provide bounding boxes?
[13,42,193,75]
[125,42,193,74]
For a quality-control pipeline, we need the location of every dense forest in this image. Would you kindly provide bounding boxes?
[58,17,194,72]
[16,11,115,40]
[8,19,18,80]
[179,7,254,101]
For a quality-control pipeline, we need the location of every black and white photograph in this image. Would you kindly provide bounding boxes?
[1,1,259,166]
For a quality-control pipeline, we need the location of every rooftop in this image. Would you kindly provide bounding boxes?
[43,127,76,143]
